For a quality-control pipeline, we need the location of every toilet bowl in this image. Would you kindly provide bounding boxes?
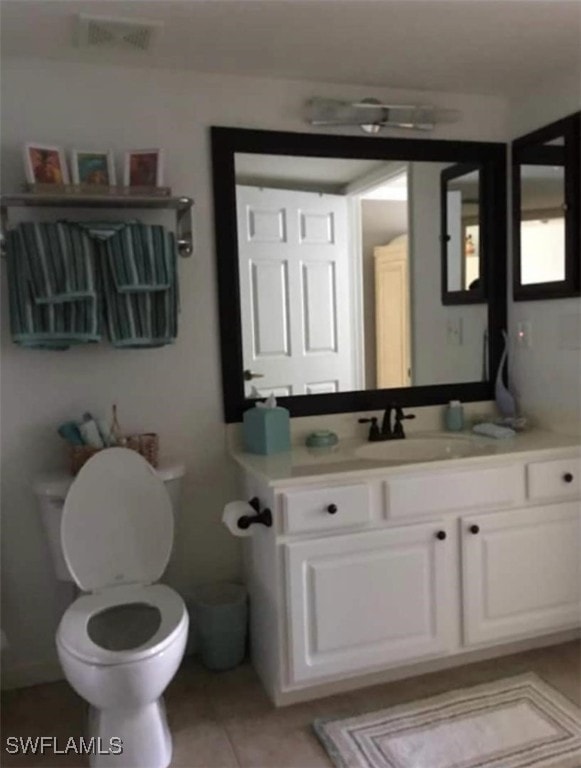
[55,449,189,768]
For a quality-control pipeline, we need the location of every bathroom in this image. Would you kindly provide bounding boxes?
[1,1,580,767]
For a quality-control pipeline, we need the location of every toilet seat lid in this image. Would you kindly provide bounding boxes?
[62,448,174,592]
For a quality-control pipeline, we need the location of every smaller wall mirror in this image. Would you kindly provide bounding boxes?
[441,163,486,304]
[512,111,580,301]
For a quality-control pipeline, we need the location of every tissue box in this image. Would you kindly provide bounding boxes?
[243,405,291,455]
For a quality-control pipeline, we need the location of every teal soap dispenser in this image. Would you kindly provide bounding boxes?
[243,394,291,455]
[445,400,464,432]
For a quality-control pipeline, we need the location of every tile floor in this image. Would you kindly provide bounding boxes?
[2,640,580,768]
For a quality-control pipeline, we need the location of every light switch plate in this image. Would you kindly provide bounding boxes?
[446,317,463,346]
[516,321,532,349]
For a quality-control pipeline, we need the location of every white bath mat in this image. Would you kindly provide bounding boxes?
[314,673,581,768]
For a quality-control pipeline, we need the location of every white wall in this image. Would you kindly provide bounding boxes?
[0,55,509,687]
[508,72,581,431]
[410,163,488,386]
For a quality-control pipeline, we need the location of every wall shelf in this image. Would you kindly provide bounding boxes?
[0,193,194,257]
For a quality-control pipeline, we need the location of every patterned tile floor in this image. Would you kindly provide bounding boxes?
[2,641,579,768]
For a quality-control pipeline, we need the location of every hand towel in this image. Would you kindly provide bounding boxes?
[98,228,179,348]
[5,229,101,349]
[14,222,97,304]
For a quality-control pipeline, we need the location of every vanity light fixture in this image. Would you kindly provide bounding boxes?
[306,97,461,134]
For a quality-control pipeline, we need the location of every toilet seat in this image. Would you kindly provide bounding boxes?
[57,584,187,666]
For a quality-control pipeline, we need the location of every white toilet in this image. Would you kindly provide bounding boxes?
[37,448,188,768]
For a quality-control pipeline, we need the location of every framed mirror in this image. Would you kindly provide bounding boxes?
[512,111,580,301]
[440,163,486,305]
[211,127,507,422]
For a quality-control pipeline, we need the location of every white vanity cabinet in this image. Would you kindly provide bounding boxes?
[461,502,581,646]
[285,520,455,683]
[237,443,581,705]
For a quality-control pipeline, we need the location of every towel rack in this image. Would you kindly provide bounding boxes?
[0,193,194,257]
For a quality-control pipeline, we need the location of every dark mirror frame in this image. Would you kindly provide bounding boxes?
[211,126,507,423]
[440,163,487,306]
[512,111,580,301]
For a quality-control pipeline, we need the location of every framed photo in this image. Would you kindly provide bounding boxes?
[71,150,116,186]
[23,143,69,185]
[124,148,164,187]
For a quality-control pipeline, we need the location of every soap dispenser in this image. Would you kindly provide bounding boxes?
[445,400,464,432]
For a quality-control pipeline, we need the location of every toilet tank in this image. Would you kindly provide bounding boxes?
[34,460,185,582]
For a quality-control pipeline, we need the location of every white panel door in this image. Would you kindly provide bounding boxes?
[462,503,581,647]
[285,522,454,684]
[237,185,355,396]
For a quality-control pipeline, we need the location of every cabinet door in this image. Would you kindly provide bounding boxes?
[285,522,454,684]
[462,503,581,647]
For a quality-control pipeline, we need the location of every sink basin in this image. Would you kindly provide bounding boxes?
[355,435,486,464]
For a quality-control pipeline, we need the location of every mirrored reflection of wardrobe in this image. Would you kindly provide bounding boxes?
[374,235,412,389]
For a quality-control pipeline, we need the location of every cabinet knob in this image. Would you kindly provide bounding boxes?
[327,504,338,515]
[436,530,447,541]
[469,524,480,535]
[563,472,574,483]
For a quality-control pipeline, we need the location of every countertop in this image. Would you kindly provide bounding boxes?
[230,429,581,489]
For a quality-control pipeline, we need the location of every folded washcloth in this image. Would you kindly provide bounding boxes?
[6,230,101,349]
[13,222,97,304]
[472,423,516,439]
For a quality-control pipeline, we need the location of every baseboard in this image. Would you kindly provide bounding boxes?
[273,628,581,706]
[1,660,64,691]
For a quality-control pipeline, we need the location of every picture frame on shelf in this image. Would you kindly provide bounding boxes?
[124,148,164,188]
[23,143,69,185]
[71,150,116,186]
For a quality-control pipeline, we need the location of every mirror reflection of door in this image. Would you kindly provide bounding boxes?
[519,139,565,285]
[236,185,357,397]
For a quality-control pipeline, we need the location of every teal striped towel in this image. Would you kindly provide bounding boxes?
[99,232,178,347]
[6,229,101,349]
[14,222,97,304]
[76,222,174,292]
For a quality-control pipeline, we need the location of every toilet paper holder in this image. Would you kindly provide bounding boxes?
[237,497,273,529]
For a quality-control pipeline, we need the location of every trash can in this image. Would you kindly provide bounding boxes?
[192,582,248,671]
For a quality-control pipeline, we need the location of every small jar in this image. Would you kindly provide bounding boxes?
[445,400,464,432]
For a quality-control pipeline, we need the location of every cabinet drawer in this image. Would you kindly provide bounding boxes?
[386,465,522,519]
[527,457,581,501]
[282,484,371,534]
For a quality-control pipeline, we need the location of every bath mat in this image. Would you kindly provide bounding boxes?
[313,673,581,768]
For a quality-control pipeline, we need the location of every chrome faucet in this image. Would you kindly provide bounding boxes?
[359,404,415,441]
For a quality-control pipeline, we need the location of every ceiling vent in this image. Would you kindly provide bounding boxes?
[76,14,163,53]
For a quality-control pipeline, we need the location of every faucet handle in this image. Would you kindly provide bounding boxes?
[358,417,380,441]
[393,408,416,438]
